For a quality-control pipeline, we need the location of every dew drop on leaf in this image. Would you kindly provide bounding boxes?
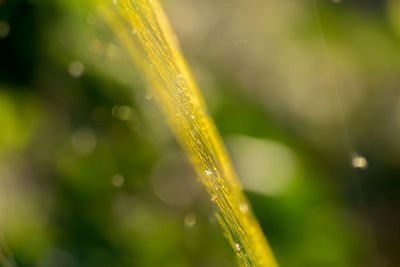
[352,156,368,169]
[184,214,196,228]
[240,202,249,214]
[235,243,241,252]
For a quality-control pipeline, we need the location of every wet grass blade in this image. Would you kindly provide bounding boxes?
[100,0,278,265]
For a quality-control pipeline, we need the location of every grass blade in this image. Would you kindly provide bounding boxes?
[100,0,278,265]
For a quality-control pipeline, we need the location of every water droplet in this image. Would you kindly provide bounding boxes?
[68,60,85,78]
[205,170,212,175]
[184,214,196,228]
[191,115,195,119]
[131,28,136,35]
[235,243,241,252]
[211,195,217,202]
[113,0,118,5]
[112,105,132,121]
[145,92,153,100]
[240,202,249,214]
[111,174,124,187]
[352,156,367,169]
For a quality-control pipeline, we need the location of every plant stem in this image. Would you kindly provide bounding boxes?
[101,0,278,265]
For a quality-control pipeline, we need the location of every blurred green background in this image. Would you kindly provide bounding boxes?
[1,0,400,266]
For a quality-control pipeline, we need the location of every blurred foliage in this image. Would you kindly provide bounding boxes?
[0,0,400,266]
